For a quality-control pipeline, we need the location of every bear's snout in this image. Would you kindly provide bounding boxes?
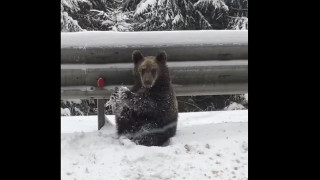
[143,80,153,88]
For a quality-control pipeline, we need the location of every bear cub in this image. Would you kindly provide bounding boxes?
[110,50,178,146]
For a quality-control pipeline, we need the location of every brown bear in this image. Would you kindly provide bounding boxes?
[110,50,178,146]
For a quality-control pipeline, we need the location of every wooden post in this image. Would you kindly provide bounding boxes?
[97,99,105,130]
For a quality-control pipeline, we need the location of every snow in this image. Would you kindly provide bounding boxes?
[101,20,114,25]
[172,13,184,25]
[194,0,229,11]
[74,107,84,115]
[105,86,131,116]
[61,11,83,32]
[61,110,248,180]
[224,102,246,111]
[135,0,158,16]
[67,99,82,104]
[61,0,89,13]
[244,94,248,101]
[61,116,98,133]
[61,108,71,116]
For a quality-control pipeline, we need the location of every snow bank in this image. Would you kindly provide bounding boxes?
[61,110,248,180]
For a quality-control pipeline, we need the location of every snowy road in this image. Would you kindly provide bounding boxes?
[61,110,248,180]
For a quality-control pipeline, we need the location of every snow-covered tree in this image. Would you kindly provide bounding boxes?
[127,0,248,30]
[61,0,248,31]
[61,99,97,116]
[61,12,84,32]
[122,0,143,11]
[132,0,230,31]
[90,7,134,31]
[225,0,248,29]
[61,0,134,31]
[177,94,247,112]
[61,1,84,32]
[133,0,194,30]
[194,0,229,29]
[228,16,247,29]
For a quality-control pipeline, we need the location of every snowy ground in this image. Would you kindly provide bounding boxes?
[61,110,248,180]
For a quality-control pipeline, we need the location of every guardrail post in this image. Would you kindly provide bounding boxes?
[97,99,105,130]
[97,77,106,130]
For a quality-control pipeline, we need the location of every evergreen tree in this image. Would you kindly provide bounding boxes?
[194,0,229,29]
[90,7,134,31]
[61,99,97,116]
[61,1,84,32]
[132,0,230,31]
[225,0,248,29]
[122,0,143,11]
[61,0,134,31]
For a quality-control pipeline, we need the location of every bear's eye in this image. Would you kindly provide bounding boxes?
[141,68,146,74]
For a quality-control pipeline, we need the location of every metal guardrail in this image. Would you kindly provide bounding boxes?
[61,30,247,64]
[61,60,248,99]
[61,30,248,129]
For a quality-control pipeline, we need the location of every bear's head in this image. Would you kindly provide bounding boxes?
[132,50,167,89]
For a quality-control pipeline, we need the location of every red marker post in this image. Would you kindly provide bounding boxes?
[97,77,105,88]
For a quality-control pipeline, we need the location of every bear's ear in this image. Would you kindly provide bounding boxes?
[132,50,144,64]
[156,51,167,63]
